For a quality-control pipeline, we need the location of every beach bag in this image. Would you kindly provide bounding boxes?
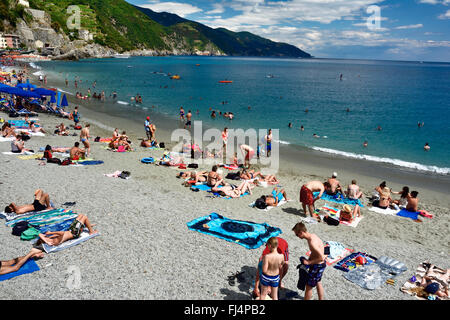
[9,112,19,118]
[178,164,187,170]
[61,158,72,166]
[119,171,130,179]
[12,221,30,236]
[94,136,100,142]
[255,197,267,210]
[226,172,240,180]
[324,216,340,226]
[20,226,41,241]
[74,125,82,130]
[159,142,165,148]
[47,157,62,165]
[188,163,198,169]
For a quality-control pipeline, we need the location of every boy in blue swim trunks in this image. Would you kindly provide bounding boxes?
[259,237,285,300]
[293,222,326,300]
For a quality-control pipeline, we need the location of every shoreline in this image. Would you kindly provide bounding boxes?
[31,62,450,207]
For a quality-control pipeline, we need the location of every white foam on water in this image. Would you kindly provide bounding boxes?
[29,62,41,70]
[81,117,116,133]
[117,101,129,105]
[312,147,450,175]
[274,139,291,145]
[56,88,74,96]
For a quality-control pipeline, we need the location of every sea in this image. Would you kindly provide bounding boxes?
[34,56,450,175]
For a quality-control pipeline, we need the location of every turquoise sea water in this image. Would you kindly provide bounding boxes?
[35,56,450,174]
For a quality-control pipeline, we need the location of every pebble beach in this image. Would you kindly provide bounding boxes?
[0,64,449,301]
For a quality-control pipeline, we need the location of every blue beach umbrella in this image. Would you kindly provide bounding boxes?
[56,91,61,107]
[33,88,56,97]
[61,94,68,107]
[50,94,57,104]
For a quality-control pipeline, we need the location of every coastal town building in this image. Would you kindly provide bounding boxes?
[0,34,21,49]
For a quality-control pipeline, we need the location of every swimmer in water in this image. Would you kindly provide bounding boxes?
[300,125,304,131]
[288,123,293,128]
[424,143,430,151]
[363,141,368,148]
[313,133,320,138]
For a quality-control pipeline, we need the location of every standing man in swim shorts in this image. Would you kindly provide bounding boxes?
[145,116,152,140]
[300,180,325,221]
[265,129,273,157]
[80,124,91,157]
[253,237,289,299]
[185,110,192,129]
[292,222,326,300]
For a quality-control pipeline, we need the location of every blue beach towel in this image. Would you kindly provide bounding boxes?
[186,213,282,249]
[396,209,420,220]
[77,160,104,166]
[0,259,40,282]
[191,184,249,199]
[313,192,364,207]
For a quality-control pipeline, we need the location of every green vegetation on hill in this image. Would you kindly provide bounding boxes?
[0,0,31,32]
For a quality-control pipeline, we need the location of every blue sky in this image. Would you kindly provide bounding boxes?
[127,0,450,61]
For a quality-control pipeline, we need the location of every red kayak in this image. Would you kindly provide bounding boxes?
[219,80,233,83]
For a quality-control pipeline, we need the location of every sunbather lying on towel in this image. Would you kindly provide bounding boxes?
[35,214,98,247]
[263,188,290,207]
[0,248,44,276]
[4,189,53,215]
[240,169,263,180]
[178,171,208,183]
[419,264,449,298]
[211,179,254,198]
[30,121,46,134]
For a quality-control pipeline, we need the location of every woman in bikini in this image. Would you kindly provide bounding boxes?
[211,179,254,198]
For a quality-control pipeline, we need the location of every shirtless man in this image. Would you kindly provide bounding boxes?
[0,248,44,276]
[325,172,343,195]
[300,181,324,221]
[265,129,273,157]
[406,191,431,216]
[70,142,86,160]
[35,214,98,247]
[211,179,254,198]
[240,144,255,169]
[346,180,363,200]
[184,110,192,129]
[293,222,326,300]
[259,237,285,300]
[80,124,91,156]
[4,189,53,215]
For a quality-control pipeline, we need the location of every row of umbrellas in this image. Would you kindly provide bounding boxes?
[0,79,68,107]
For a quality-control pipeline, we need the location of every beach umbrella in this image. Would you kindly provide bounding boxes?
[57,91,61,107]
[16,83,37,90]
[33,88,56,97]
[50,94,57,104]
[61,94,69,107]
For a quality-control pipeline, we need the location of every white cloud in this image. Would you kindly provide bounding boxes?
[438,9,450,18]
[418,0,450,4]
[206,3,225,14]
[140,1,203,17]
[395,23,424,29]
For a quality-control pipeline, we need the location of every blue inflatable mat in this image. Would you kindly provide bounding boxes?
[334,252,377,272]
[0,259,40,282]
[314,192,364,207]
[187,213,282,249]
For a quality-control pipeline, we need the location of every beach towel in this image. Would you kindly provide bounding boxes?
[306,241,354,266]
[4,209,74,227]
[186,213,282,250]
[0,208,61,223]
[319,205,364,228]
[223,164,239,170]
[0,259,40,282]
[17,153,43,160]
[75,160,104,166]
[401,262,449,300]
[334,252,377,272]
[0,136,14,142]
[396,208,421,220]
[343,256,407,290]
[191,184,249,199]
[368,206,400,216]
[313,192,364,207]
[14,130,45,137]
[41,230,100,254]
[2,151,35,155]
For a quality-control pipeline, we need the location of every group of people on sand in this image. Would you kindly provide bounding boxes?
[108,128,132,152]
[371,181,430,216]
[1,189,98,277]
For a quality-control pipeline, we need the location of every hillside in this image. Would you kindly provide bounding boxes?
[134,5,311,58]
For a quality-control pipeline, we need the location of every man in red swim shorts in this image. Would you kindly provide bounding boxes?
[252,237,289,299]
[300,181,325,221]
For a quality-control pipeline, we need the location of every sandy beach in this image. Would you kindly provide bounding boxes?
[0,64,448,301]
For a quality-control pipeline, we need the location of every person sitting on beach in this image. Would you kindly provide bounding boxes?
[72,107,80,125]
[239,169,263,181]
[372,181,387,200]
[300,181,324,222]
[117,134,132,152]
[406,191,432,217]
[10,135,33,154]
[35,214,98,247]
[419,265,449,298]
[339,204,361,222]
[346,180,363,200]
[372,187,391,209]
[325,172,343,196]
[211,179,254,198]
[392,186,409,208]
[29,121,46,134]
[258,237,286,301]
[55,123,69,136]
[1,123,16,138]
[0,248,45,276]
[259,174,280,185]
[70,142,86,161]
[253,237,289,299]
[112,128,120,142]
[4,189,53,215]
[206,165,223,187]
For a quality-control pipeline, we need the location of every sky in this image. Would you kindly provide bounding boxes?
[127,0,450,62]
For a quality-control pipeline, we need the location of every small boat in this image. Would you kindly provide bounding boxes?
[170,75,180,80]
[113,54,130,59]
[219,80,233,83]
[195,64,200,66]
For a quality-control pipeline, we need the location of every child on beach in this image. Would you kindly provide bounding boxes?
[259,237,285,300]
